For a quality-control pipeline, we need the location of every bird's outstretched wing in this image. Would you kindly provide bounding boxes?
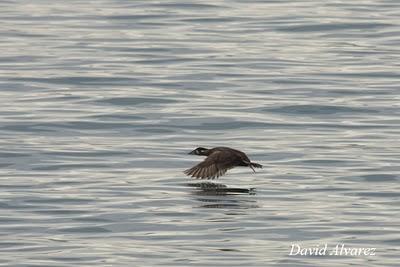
[184,151,233,179]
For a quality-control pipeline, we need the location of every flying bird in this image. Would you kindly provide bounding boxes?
[184,147,262,179]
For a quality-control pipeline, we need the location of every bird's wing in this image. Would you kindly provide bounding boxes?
[184,151,233,179]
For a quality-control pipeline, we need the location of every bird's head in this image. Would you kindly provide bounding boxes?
[189,147,209,156]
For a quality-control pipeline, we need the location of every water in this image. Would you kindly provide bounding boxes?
[1,0,400,266]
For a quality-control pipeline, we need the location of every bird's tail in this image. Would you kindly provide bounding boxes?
[246,162,263,173]
[251,162,263,169]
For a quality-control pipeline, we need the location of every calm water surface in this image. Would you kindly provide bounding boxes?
[1,0,400,266]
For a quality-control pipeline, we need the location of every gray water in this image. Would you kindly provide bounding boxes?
[1,0,400,266]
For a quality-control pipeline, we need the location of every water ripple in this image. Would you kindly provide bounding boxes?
[0,0,399,266]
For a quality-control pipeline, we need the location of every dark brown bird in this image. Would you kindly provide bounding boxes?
[184,147,262,179]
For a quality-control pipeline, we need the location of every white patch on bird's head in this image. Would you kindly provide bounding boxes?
[196,147,208,155]
[189,147,208,156]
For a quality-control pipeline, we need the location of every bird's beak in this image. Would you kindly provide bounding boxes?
[188,150,196,155]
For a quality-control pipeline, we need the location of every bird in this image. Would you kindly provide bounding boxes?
[184,147,262,179]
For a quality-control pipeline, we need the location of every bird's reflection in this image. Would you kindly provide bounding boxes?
[186,182,258,209]
[187,182,256,195]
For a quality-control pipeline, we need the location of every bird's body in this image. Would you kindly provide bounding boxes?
[184,147,262,179]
